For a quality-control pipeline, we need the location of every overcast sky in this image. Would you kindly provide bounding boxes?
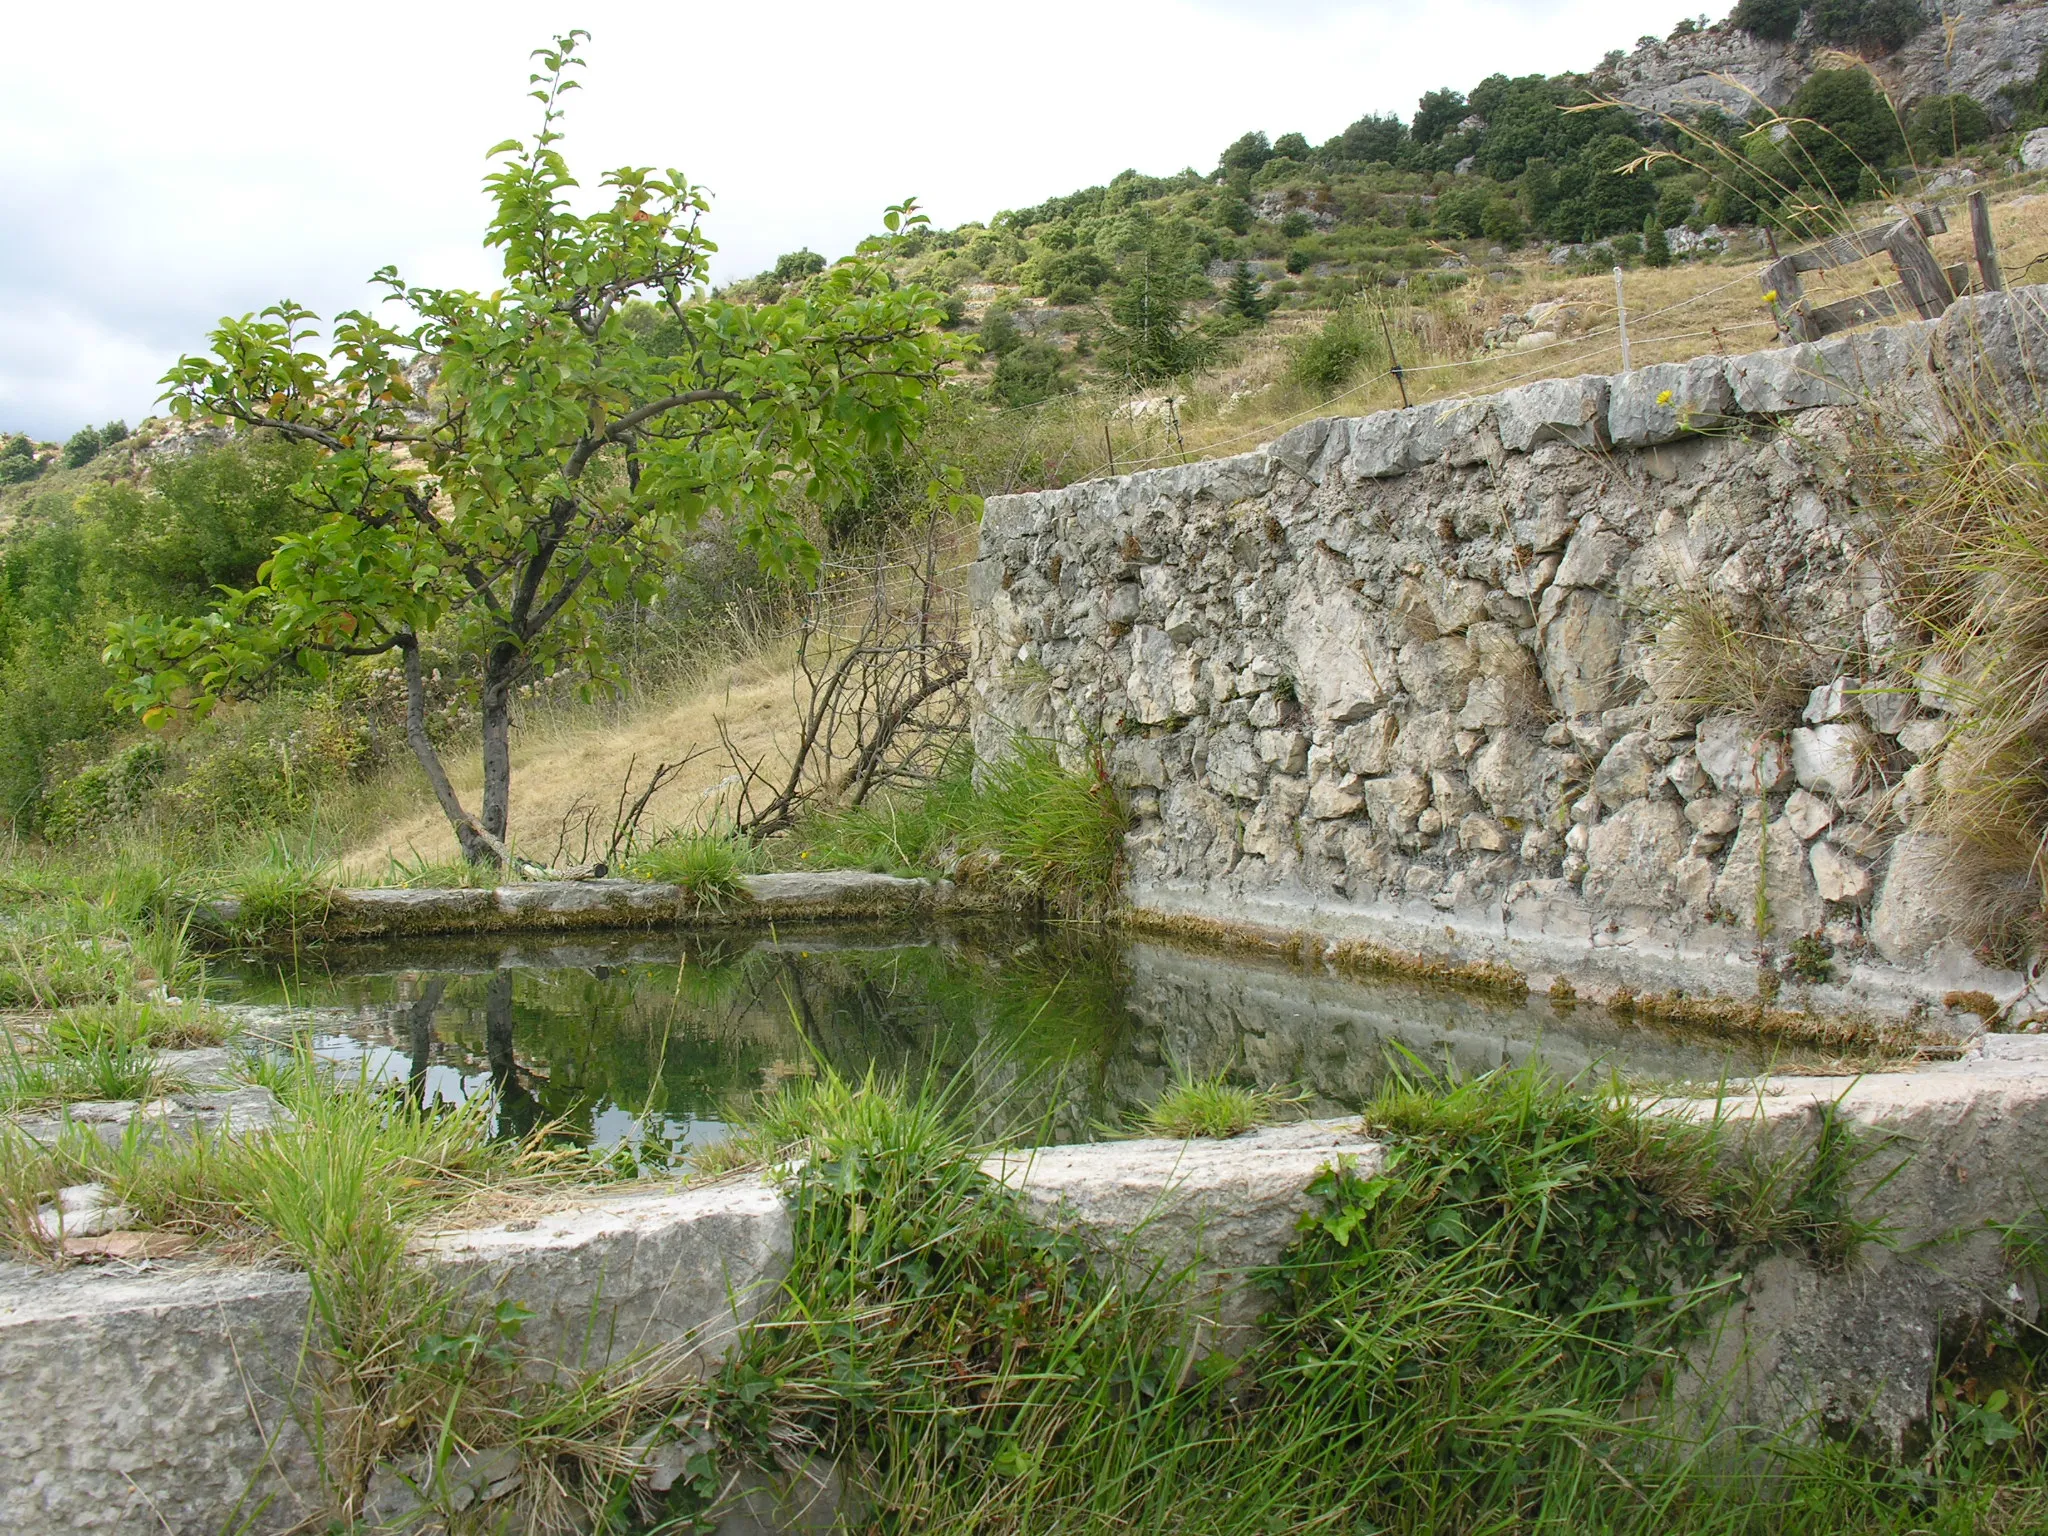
[3,0,1706,441]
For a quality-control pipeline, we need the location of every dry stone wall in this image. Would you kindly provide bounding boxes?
[970,288,2048,1025]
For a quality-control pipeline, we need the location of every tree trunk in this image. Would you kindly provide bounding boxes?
[402,638,497,868]
[479,642,518,849]
[483,968,539,1140]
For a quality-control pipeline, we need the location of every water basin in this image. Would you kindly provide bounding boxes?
[211,921,1810,1162]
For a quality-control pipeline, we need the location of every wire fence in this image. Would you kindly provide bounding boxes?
[979,266,1782,482]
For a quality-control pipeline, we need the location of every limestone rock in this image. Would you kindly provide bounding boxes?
[1869,830,1960,966]
[1540,591,1624,718]
[1593,731,1663,804]
[1583,799,1690,911]
[2025,127,2048,172]
[1811,841,1874,907]
[1685,796,1740,837]
[1283,589,1396,723]
[984,1121,1382,1334]
[1713,809,1824,938]
[1494,375,1609,452]
[1696,714,1791,796]
[1607,356,1736,448]
[33,1184,131,1242]
[1896,718,1948,758]
[1784,788,1836,841]
[1790,723,1873,800]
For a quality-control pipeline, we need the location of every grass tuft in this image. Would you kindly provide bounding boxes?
[624,830,759,910]
[1137,1074,1291,1138]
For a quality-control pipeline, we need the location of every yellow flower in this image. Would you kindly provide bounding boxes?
[1763,289,1780,303]
[1656,389,1674,406]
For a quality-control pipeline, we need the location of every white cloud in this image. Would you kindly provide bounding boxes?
[1,0,1705,439]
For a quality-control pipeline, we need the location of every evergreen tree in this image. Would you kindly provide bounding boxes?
[1224,262,1269,324]
[1643,213,1672,268]
[1097,227,1216,385]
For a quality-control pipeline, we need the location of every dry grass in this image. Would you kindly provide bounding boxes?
[336,649,801,878]
[1651,589,1827,726]
[1876,373,2048,962]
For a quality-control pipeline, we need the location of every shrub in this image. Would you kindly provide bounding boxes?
[771,248,826,282]
[1907,93,1992,161]
[61,427,101,469]
[1284,245,1314,275]
[1733,0,1804,39]
[40,739,170,842]
[991,339,1067,407]
[1279,211,1313,239]
[1288,303,1387,394]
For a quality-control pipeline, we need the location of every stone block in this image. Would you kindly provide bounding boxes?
[1696,713,1791,795]
[1869,830,1960,966]
[415,1179,793,1385]
[0,1263,321,1536]
[1790,723,1873,800]
[1268,418,1339,479]
[1726,343,1857,413]
[1607,356,1736,447]
[1539,591,1625,719]
[1810,841,1874,906]
[1494,375,1610,452]
[1784,788,1836,841]
[983,1120,1382,1334]
[1713,810,1824,938]
[1583,799,1690,911]
[1341,410,1413,479]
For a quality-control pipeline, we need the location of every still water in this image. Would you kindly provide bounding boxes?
[212,921,1789,1161]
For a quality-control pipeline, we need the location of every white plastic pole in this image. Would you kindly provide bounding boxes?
[1614,264,1631,372]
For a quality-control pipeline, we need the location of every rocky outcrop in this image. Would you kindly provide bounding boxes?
[1606,1,2048,123]
[969,289,2048,1026]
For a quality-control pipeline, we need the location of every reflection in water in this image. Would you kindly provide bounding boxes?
[213,922,1793,1165]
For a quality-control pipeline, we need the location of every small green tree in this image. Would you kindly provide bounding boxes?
[1095,225,1216,386]
[62,427,102,469]
[107,34,962,867]
[1643,213,1672,267]
[1223,262,1269,324]
[771,248,827,282]
[1219,131,1274,177]
[1906,93,1991,161]
[1779,67,1905,204]
[1732,0,1804,40]
[0,436,38,486]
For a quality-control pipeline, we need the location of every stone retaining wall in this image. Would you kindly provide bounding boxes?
[970,288,2048,1027]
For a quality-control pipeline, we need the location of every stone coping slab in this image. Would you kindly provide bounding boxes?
[195,869,988,943]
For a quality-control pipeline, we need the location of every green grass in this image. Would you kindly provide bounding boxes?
[624,830,760,910]
[0,1032,181,1111]
[1137,1074,1292,1138]
[639,1061,2048,1536]
[781,736,1130,915]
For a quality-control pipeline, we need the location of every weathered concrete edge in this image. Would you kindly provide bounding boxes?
[1122,880,2004,1048]
[0,1178,794,1536]
[194,870,1000,943]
